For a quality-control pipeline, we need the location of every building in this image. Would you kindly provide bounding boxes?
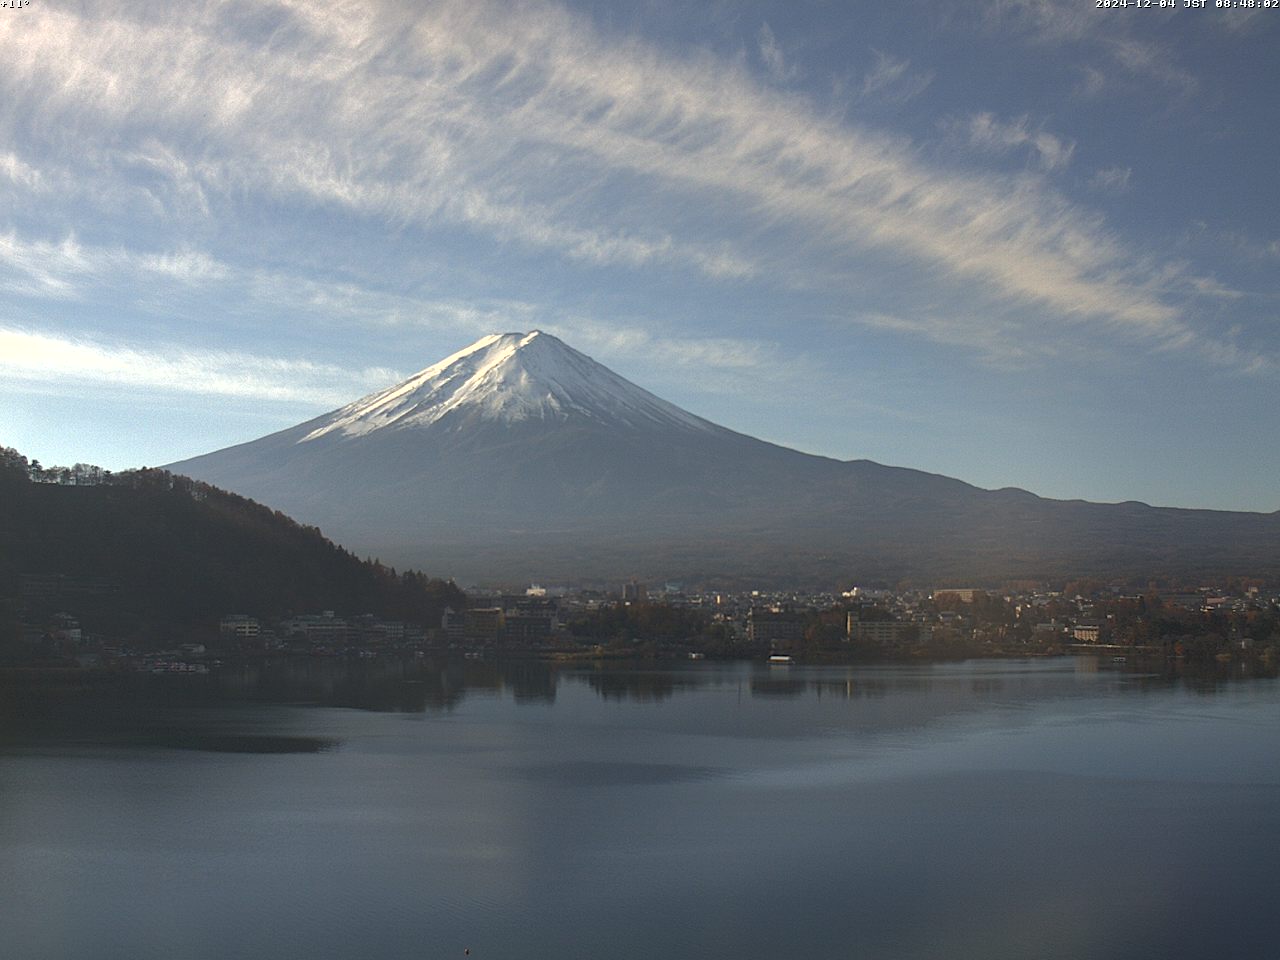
[351,614,405,645]
[49,612,82,646]
[503,597,559,643]
[504,610,555,642]
[441,606,466,642]
[465,607,505,640]
[747,606,805,645]
[220,615,261,643]
[282,611,349,646]
[847,617,925,645]
[1033,620,1067,638]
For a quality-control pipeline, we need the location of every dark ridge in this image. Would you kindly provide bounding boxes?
[0,445,464,645]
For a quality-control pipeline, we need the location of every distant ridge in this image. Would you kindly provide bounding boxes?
[167,332,1280,585]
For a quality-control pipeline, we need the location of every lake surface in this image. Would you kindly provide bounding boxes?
[4,657,1280,959]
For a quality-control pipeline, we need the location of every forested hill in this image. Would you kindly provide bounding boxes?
[0,446,464,640]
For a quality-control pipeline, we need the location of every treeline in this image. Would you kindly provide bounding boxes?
[4,449,113,486]
[0,446,464,642]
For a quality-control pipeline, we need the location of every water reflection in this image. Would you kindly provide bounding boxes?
[144,732,338,753]
[8,654,1276,717]
[749,676,807,697]
[4,657,1280,960]
[581,668,680,702]
[4,655,1276,754]
[518,760,724,786]
[504,661,557,704]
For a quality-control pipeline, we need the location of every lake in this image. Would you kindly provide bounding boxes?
[3,657,1280,959]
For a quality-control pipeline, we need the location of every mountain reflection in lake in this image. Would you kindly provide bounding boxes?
[3,657,1280,960]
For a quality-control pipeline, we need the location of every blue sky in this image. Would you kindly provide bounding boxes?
[1,0,1277,511]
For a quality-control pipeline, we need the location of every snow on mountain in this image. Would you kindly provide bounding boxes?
[166,330,1280,584]
[301,331,717,442]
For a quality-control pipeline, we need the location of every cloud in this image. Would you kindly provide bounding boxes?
[1088,166,1131,194]
[1075,66,1107,99]
[1104,38,1197,96]
[0,230,229,300]
[960,112,1075,170]
[0,326,402,405]
[859,50,933,105]
[1186,276,1243,300]
[561,319,776,372]
[1182,336,1274,376]
[1222,233,1280,263]
[0,232,90,298]
[984,1,1198,96]
[0,152,45,190]
[0,0,1263,375]
[853,298,1273,377]
[984,0,1095,44]
[757,23,796,84]
[246,273,545,337]
[1182,226,1280,268]
[852,311,1046,367]
[529,315,832,403]
[0,224,545,341]
[0,219,796,401]
[1213,8,1270,33]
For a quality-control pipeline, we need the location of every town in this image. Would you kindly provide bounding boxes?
[10,576,1279,673]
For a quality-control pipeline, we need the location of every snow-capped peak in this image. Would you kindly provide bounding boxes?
[300,330,717,442]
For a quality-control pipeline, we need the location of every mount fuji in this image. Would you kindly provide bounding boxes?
[168,331,1279,584]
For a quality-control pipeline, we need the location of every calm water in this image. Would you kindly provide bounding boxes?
[3,657,1280,960]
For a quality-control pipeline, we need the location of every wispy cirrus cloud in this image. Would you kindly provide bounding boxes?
[0,326,402,405]
[851,310,1044,367]
[0,152,45,190]
[757,23,797,84]
[984,0,1198,97]
[0,224,538,339]
[1103,37,1198,96]
[1089,165,1131,194]
[0,309,801,418]
[983,0,1096,44]
[0,230,228,300]
[0,0,1263,376]
[0,218,798,402]
[558,318,783,373]
[859,51,933,104]
[1186,276,1244,300]
[956,112,1075,170]
[549,317,824,404]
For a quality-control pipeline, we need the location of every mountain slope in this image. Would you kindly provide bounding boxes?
[305,331,718,439]
[168,332,1280,584]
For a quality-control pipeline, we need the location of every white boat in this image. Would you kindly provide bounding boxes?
[768,654,794,664]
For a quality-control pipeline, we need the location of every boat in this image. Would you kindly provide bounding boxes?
[768,654,794,664]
